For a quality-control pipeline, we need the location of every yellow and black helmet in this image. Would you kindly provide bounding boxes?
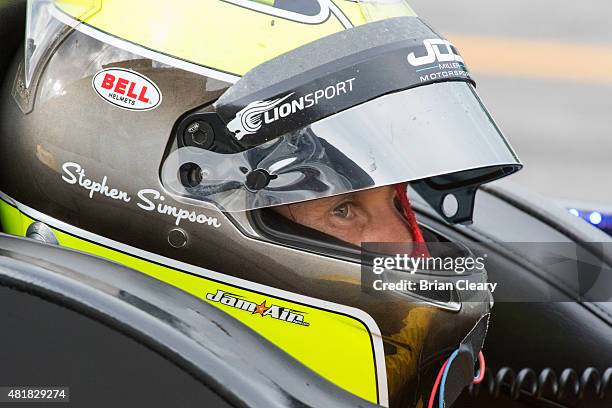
[0,1,521,407]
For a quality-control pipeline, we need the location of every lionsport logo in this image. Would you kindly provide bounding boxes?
[226,77,356,140]
[206,289,310,326]
[227,93,293,139]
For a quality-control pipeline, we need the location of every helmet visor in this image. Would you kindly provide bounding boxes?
[161,81,521,212]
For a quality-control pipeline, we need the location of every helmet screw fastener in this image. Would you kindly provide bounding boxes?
[245,169,277,192]
[184,121,214,149]
[442,193,459,218]
[168,228,188,249]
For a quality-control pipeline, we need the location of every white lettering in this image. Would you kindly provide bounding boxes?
[346,77,355,92]
[228,78,356,137]
[61,162,79,184]
[137,189,158,211]
[62,162,130,203]
[408,39,463,67]
[61,162,221,230]
[313,89,325,104]
[137,188,221,228]
[279,103,291,118]
[304,93,315,108]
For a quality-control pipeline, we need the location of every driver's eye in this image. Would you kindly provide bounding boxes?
[332,203,351,219]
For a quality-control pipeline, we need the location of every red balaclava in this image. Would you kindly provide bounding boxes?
[394,183,429,257]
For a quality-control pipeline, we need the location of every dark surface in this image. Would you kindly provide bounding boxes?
[0,286,232,408]
[411,182,612,407]
[0,0,25,85]
[0,234,380,408]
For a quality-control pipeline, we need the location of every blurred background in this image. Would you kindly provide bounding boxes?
[410,0,612,232]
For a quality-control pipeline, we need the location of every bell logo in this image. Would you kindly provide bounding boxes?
[407,39,464,67]
[92,68,162,111]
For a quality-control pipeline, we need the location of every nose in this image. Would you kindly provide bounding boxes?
[362,204,413,244]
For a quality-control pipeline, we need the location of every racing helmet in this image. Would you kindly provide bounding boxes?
[0,1,522,407]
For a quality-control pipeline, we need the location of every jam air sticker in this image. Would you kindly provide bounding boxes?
[92,68,162,111]
[206,289,310,326]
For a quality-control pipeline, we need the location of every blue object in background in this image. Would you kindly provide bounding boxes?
[568,208,612,236]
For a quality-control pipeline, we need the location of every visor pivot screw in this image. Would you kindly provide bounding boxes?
[168,228,188,249]
[442,193,459,218]
[184,121,214,149]
[245,169,276,192]
[179,163,203,187]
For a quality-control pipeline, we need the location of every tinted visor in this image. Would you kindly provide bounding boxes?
[161,81,521,212]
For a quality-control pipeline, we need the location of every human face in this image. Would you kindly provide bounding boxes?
[272,186,414,247]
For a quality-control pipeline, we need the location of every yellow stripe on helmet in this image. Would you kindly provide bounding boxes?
[54,0,415,76]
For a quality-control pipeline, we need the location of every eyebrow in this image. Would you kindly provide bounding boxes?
[323,193,357,209]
